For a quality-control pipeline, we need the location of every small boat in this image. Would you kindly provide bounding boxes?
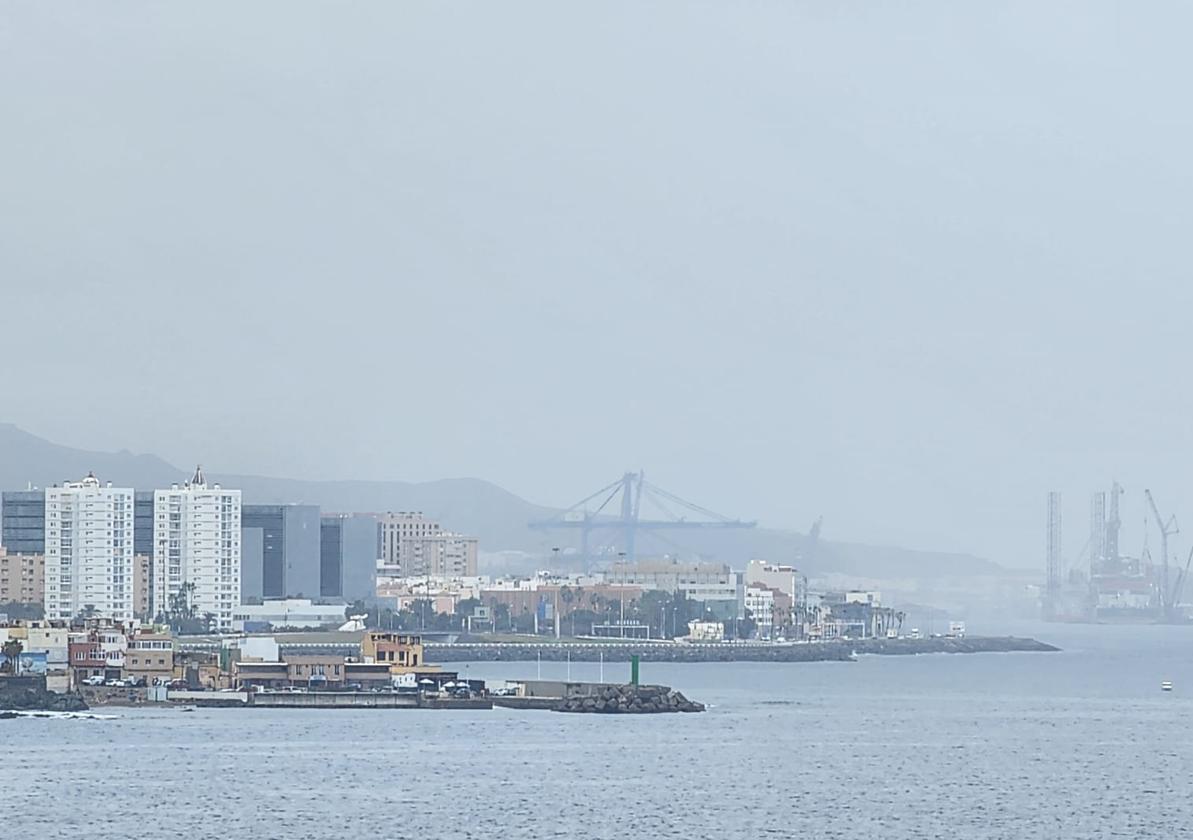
[1161,681,1173,692]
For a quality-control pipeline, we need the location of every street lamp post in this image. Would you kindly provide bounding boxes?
[617,551,627,638]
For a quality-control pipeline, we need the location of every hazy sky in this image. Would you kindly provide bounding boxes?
[3,2,1192,568]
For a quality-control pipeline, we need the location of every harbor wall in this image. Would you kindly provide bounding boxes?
[425,636,1058,663]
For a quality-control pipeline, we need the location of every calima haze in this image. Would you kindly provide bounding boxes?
[5,3,1193,566]
[4,4,1193,839]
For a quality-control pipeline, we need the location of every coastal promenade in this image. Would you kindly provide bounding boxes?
[425,635,1058,663]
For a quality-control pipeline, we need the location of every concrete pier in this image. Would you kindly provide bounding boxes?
[249,691,418,708]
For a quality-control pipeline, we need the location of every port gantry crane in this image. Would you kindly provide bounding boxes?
[528,471,757,567]
[1144,488,1180,620]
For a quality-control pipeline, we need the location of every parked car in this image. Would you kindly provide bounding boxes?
[82,675,106,687]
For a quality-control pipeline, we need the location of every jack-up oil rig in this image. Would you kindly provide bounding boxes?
[1044,483,1192,623]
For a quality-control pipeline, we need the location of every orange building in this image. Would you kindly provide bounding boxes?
[361,631,425,669]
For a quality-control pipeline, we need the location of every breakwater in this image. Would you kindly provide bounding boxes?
[555,684,704,714]
[425,635,1058,664]
[0,677,88,713]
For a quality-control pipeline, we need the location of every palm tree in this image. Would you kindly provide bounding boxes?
[560,586,576,636]
[2,638,23,675]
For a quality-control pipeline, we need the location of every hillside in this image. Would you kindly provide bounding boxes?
[0,424,1001,578]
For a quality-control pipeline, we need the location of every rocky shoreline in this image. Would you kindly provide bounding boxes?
[0,684,89,714]
[426,635,1059,663]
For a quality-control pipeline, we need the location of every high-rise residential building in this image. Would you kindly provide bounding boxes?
[379,512,441,570]
[241,504,321,601]
[378,512,478,578]
[320,514,378,601]
[44,473,136,622]
[153,467,241,632]
[2,489,47,554]
[0,546,45,605]
[424,533,479,577]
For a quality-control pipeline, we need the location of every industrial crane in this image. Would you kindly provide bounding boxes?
[1144,489,1180,619]
[528,471,757,566]
[1172,546,1193,614]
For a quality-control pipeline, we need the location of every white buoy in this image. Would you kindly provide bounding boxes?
[1162,680,1174,692]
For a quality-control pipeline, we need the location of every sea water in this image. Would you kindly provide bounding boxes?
[6,621,1193,839]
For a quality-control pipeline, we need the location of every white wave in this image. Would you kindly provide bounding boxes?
[0,710,118,720]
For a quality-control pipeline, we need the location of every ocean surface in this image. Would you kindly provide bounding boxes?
[8,621,1193,839]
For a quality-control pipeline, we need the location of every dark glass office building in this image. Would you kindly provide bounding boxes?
[241,504,322,601]
[320,514,378,602]
[1,490,46,554]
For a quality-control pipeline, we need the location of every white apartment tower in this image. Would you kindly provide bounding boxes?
[153,467,241,632]
[44,473,135,622]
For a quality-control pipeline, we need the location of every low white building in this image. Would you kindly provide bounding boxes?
[686,620,724,642]
[223,635,280,662]
[744,584,775,637]
[97,627,128,671]
[231,599,347,632]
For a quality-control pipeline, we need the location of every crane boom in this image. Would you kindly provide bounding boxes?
[1144,489,1180,619]
[528,471,757,566]
[1173,546,1193,612]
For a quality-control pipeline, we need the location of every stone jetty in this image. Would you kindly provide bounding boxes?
[554,683,704,714]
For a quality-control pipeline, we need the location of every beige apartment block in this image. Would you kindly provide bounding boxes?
[132,554,152,620]
[379,512,478,577]
[0,547,45,605]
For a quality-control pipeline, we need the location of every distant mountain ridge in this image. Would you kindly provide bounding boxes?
[0,423,1003,578]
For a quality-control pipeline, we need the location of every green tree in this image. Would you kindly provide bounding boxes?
[513,607,535,634]
[568,609,599,636]
[733,609,758,641]
[158,583,213,635]
[492,601,511,633]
